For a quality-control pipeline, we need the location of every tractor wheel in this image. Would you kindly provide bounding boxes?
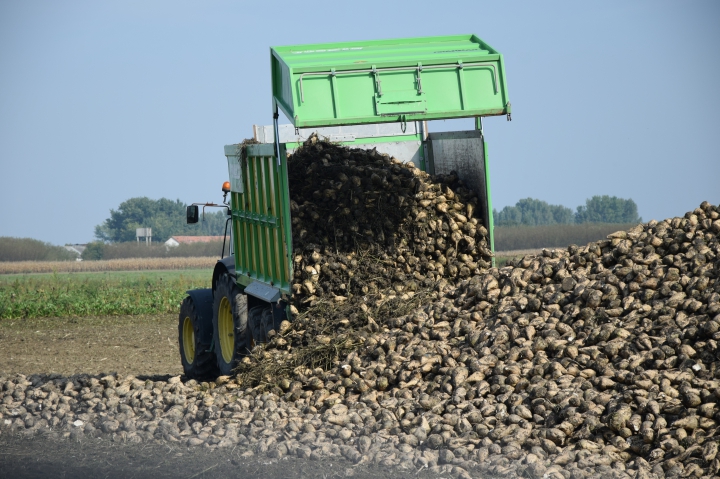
[212,273,250,376]
[178,296,218,379]
[247,306,281,344]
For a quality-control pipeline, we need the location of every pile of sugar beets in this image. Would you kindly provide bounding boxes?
[287,134,494,304]
[236,136,720,477]
[1,135,718,479]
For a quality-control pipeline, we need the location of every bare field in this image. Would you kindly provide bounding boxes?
[493,249,543,266]
[0,314,182,377]
[494,222,637,250]
[0,257,217,275]
[0,434,423,479]
[494,248,543,257]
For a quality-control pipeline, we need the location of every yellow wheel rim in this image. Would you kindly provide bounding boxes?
[182,316,195,364]
[218,297,234,363]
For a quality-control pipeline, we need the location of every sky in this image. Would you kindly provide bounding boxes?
[1,0,718,245]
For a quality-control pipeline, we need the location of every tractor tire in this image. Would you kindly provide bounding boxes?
[248,305,268,343]
[178,296,219,380]
[247,305,282,344]
[212,273,250,376]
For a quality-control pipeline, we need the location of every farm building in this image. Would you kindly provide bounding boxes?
[63,244,86,257]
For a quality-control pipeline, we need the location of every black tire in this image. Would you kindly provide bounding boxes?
[261,307,283,339]
[248,305,268,343]
[212,273,250,376]
[179,296,219,380]
[248,304,285,344]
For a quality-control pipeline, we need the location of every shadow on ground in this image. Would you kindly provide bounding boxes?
[0,432,443,479]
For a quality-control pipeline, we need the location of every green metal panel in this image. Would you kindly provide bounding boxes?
[225,143,293,295]
[271,35,510,128]
[483,140,495,267]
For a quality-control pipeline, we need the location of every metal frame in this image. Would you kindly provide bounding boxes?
[298,62,499,103]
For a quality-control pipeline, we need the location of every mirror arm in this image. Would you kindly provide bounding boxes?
[190,202,226,222]
[222,217,232,258]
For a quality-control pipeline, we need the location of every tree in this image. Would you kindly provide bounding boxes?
[0,237,77,262]
[494,198,574,227]
[575,195,641,224]
[81,241,105,260]
[94,197,228,243]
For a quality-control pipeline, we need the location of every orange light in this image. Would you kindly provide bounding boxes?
[222,181,231,192]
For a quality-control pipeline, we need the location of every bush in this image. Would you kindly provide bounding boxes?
[166,241,226,258]
[81,242,106,261]
[95,243,164,260]
[80,241,226,260]
[494,223,638,251]
[0,237,77,262]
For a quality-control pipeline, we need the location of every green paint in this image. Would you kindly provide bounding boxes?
[271,35,510,128]
[228,144,292,295]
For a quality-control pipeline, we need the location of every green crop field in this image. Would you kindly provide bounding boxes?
[0,269,212,319]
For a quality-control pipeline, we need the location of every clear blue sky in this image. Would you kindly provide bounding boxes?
[1,0,718,245]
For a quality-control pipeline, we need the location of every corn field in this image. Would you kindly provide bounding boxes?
[0,257,217,275]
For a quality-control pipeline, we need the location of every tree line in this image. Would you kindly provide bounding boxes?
[81,239,225,261]
[94,197,228,244]
[0,237,77,262]
[493,195,641,227]
[94,195,641,245]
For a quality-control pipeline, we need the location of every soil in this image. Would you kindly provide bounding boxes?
[0,314,183,377]
[493,249,543,257]
[0,432,431,479]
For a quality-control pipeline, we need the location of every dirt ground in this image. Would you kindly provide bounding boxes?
[493,249,543,257]
[0,314,183,377]
[0,432,434,479]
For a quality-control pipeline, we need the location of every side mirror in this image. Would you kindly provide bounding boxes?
[186,205,199,224]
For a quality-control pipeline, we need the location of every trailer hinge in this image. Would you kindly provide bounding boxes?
[416,62,423,94]
[372,65,382,97]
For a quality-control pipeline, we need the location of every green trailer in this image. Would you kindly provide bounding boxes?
[271,34,510,127]
[178,34,510,379]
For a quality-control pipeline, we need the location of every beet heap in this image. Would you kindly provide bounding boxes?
[287,134,493,307]
[238,135,720,478]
